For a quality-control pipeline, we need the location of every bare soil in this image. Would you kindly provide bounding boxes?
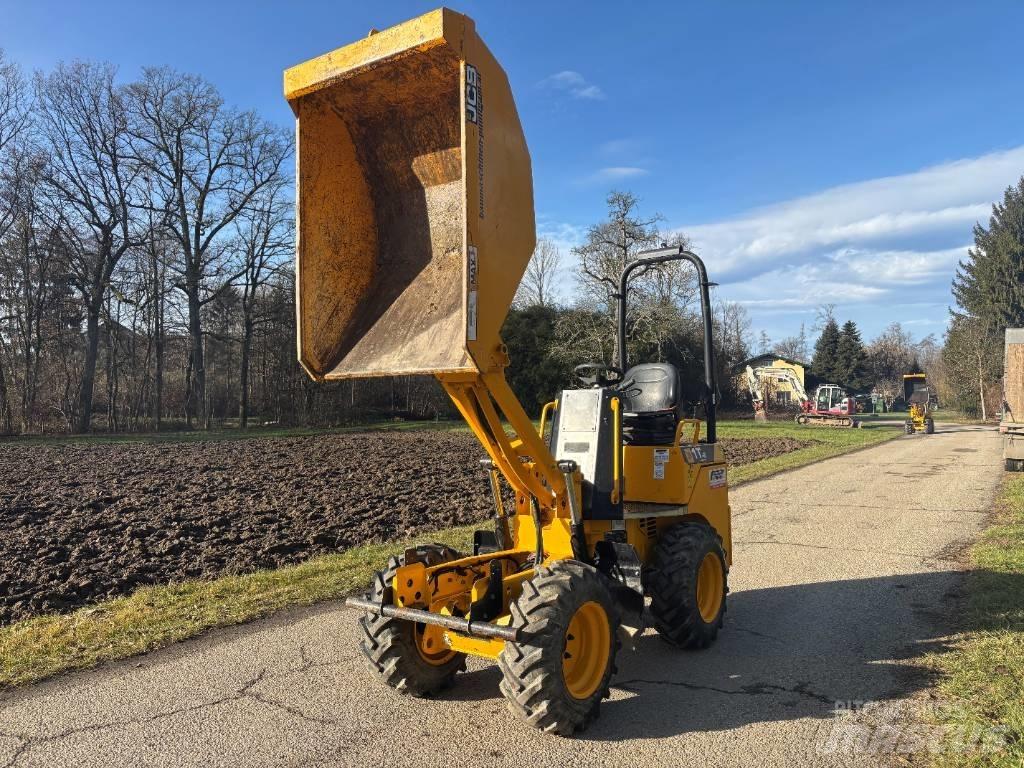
[0,430,812,624]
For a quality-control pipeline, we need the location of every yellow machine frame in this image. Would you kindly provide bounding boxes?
[284,8,733,731]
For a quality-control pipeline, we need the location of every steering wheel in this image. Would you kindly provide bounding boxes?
[574,363,623,388]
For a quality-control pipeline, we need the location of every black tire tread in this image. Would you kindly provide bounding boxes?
[358,544,466,697]
[644,522,728,649]
[498,560,620,736]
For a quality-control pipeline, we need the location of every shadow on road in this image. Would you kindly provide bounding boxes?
[438,568,1020,742]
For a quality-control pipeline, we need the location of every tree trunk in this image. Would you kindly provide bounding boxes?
[187,282,206,430]
[184,350,193,429]
[978,355,987,421]
[154,306,163,431]
[239,317,253,429]
[76,299,102,433]
[0,352,12,435]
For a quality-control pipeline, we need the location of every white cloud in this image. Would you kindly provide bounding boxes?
[596,166,648,179]
[680,146,1023,281]
[670,146,1024,338]
[599,137,643,156]
[539,70,605,100]
[576,166,650,185]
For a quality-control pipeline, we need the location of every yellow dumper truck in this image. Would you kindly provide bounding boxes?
[284,8,733,734]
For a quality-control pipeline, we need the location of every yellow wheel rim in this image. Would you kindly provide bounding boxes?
[562,601,611,700]
[696,552,724,624]
[414,624,456,667]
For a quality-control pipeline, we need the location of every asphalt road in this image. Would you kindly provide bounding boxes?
[0,424,1003,767]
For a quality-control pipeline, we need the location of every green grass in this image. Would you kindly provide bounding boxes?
[716,419,901,485]
[0,526,476,689]
[0,418,900,692]
[932,409,990,425]
[926,475,1024,767]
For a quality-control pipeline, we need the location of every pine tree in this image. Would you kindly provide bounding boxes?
[835,320,868,391]
[946,176,1024,414]
[812,318,841,382]
[952,177,1024,330]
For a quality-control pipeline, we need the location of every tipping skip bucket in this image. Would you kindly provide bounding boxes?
[284,8,535,380]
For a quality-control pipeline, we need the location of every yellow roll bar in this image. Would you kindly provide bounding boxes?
[538,399,558,440]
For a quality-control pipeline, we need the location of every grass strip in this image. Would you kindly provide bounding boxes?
[720,420,899,485]
[0,526,475,689]
[926,474,1024,767]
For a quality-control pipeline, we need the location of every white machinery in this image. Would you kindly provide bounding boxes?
[744,365,808,421]
[744,366,859,428]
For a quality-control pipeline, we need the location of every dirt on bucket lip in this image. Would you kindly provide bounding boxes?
[0,430,814,625]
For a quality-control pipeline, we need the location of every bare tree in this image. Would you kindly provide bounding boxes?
[568,191,695,365]
[716,300,753,380]
[0,50,28,157]
[944,312,999,419]
[234,177,291,428]
[128,67,290,428]
[515,237,562,308]
[812,303,836,334]
[775,323,809,361]
[35,61,142,432]
[0,50,30,239]
[0,144,64,432]
[866,321,915,406]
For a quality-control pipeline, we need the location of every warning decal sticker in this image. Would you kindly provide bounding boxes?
[467,246,478,341]
[709,467,727,488]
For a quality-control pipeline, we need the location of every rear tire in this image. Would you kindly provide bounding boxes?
[905,420,915,435]
[358,544,466,697]
[645,522,728,649]
[498,560,620,736]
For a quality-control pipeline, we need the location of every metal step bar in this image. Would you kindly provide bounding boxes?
[345,596,520,642]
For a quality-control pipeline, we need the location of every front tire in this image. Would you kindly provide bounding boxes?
[925,418,935,434]
[358,544,466,697]
[645,522,728,649]
[498,561,620,735]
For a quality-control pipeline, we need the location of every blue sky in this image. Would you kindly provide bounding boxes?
[4,1,1023,344]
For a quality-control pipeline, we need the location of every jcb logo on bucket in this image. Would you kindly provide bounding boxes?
[466,65,480,123]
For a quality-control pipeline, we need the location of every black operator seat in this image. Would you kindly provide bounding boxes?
[620,363,682,445]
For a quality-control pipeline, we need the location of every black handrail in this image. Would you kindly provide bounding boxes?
[615,246,718,444]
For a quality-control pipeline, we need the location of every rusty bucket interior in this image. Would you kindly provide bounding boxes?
[285,9,534,381]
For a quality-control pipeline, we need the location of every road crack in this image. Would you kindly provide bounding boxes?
[729,625,785,643]
[0,660,358,767]
[0,732,28,768]
[618,677,835,706]
[0,670,269,767]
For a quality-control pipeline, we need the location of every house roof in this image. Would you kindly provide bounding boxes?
[735,352,811,370]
